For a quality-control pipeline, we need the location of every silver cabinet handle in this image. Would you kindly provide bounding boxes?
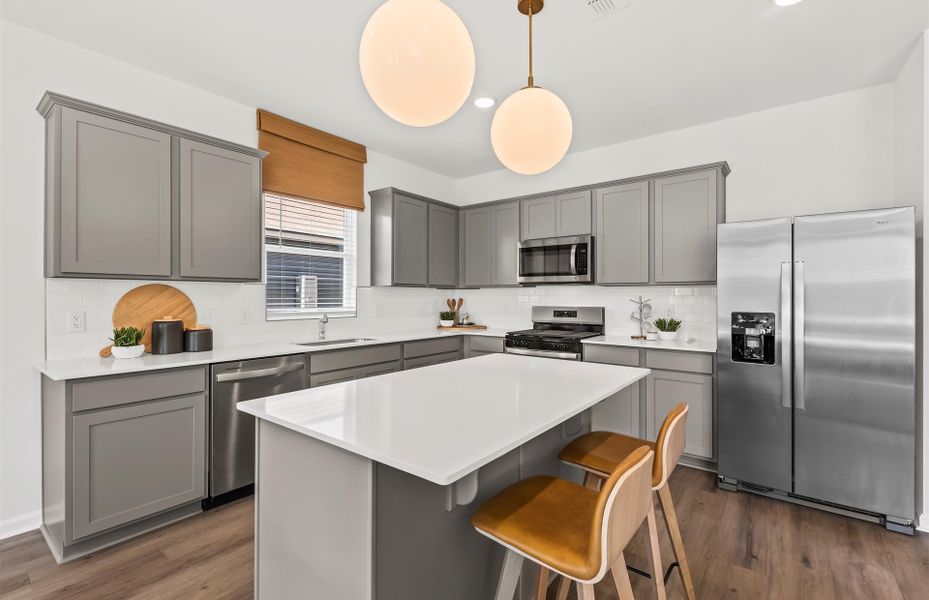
[794,261,805,411]
[504,347,580,360]
[215,362,305,383]
[780,262,792,409]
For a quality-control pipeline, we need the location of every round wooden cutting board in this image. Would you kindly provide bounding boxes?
[99,284,197,357]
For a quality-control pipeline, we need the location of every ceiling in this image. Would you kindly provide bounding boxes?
[3,0,927,178]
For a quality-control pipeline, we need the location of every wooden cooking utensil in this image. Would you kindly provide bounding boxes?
[456,298,464,312]
[99,284,197,357]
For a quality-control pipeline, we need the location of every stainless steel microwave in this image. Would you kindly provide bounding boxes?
[517,235,594,284]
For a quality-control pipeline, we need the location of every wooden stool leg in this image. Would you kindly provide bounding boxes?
[496,549,524,600]
[646,503,668,600]
[610,553,635,600]
[658,484,696,600]
[554,575,571,600]
[578,583,597,600]
[536,566,551,600]
[582,471,601,490]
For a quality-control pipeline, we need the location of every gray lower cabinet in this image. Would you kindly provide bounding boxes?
[428,203,459,287]
[519,191,592,240]
[595,182,649,284]
[465,336,505,358]
[38,92,265,282]
[584,345,644,437]
[72,394,206,539]
[646,369,714,460]
[309,344,404,387]
[51,107,173,277]
[179,140,262,280]
[653,168,723,283]
[370,188,457,287]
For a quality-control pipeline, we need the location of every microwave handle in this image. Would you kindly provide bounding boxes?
[570,245,577,275]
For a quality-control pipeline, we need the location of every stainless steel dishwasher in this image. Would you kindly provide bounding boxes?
[206,354,308,507]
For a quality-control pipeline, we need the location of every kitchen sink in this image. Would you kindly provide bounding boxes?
[297,338,377,347]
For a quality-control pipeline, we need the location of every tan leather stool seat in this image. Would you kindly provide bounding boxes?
[471,476,601,580]
[560,432,659,486]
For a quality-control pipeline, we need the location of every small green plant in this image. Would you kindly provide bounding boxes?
[653,318,682,333]
[439,310,457,321]
[110,326,145,347]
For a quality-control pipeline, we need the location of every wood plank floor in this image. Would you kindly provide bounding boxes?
[1,468,927,599]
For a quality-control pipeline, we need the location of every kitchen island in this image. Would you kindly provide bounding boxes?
[238,353,649,600]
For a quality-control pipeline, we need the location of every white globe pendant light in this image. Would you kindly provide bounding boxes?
[360,0,476,127]
[491,0,572,175]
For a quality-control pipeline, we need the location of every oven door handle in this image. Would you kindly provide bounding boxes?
[505,347,580,360]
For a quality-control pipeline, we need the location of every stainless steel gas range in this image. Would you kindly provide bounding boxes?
[505,306,604,361]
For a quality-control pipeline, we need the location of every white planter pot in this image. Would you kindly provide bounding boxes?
[439,319,455,327]
[112,344,145,359]
[657,331,679,341]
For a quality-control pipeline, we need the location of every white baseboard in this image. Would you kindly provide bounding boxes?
[919,512,929,533]
[0,510,41,540]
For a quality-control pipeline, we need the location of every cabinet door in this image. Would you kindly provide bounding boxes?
[428,203,458,287]
[58,107,172,276]
[310,366,366,387]
[596,182,650,284]
[364,361,404,378]
[392,194,429,286]
[492,202,520,285]
[520,196,556,240]
[179,139,261,280]
[555,190,592,237]
[591,384,641,438]
[463,208,494,286]
[654,169,718,283]
[71,394,206,539]
[646,370,713,459]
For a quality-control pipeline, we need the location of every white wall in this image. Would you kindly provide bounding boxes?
[895,32,929,531]
[0,21,455,537]
[455,85,898,224]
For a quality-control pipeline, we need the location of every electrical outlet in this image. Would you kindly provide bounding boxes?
[67,310,85,333]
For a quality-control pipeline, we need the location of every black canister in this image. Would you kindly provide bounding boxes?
[184,326,213,352]
[151,318,184,354]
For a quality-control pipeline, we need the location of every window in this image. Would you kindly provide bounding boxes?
[264,193,357,319]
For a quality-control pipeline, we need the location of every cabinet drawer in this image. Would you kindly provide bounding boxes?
[311,344,403,374]
[71,367,206,413]
[404,351,461,370]
[584,345,641,367]
[468,336,504,353]
[71,393,206,539]
[403,337,461,359]
[645,350,713,374]
[310,360,403,387]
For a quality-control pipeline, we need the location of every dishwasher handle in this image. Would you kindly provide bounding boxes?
[215,362,305,383]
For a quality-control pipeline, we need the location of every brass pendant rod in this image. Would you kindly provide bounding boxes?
[527,0,534,87]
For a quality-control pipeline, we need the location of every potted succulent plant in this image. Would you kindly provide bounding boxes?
[439,310,457,327]
[110,326,146,359]
[653,317,682,341]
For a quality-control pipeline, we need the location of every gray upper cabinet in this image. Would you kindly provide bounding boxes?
[428,203,458,287]
[370,188,456,287]
[493,202,520,285]
[179,140,261,280]
[596,181,649,284]
[520,191,592,240]
[53,107,173,277]
[463,207,494,286]
[38,92,265,281]
[653,168,723,283]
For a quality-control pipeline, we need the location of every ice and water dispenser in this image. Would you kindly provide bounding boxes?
[730,312,776,365]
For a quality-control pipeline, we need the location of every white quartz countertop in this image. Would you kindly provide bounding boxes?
[35,328,511,381]
[238,354,650,486]
[583,335,716,354]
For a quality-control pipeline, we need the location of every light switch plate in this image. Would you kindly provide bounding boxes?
[67,310,85,333]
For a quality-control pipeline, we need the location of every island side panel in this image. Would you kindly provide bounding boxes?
[374,448,521,600]
[255,420,374,600]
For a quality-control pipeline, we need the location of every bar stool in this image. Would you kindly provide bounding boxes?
[558,403,696,600]
[471,445,666,600]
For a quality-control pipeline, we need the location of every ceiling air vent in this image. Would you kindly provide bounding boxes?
[585,0,629,19]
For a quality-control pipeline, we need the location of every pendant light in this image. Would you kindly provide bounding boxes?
[491,0,573,175]
[359,0,475,127]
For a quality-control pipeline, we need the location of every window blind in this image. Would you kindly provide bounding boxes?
[265,193,357,319]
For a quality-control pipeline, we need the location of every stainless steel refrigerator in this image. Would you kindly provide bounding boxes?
[716,207,916,531]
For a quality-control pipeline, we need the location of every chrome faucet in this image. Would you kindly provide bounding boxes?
[319,313,329,340]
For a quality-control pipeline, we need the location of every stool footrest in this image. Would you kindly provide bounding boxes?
[626,561,680,585]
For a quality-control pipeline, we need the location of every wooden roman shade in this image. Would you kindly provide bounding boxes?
[257,109,367,211]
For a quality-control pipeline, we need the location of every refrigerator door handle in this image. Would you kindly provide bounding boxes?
[780,262,792,409]
[794,260,806,411]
